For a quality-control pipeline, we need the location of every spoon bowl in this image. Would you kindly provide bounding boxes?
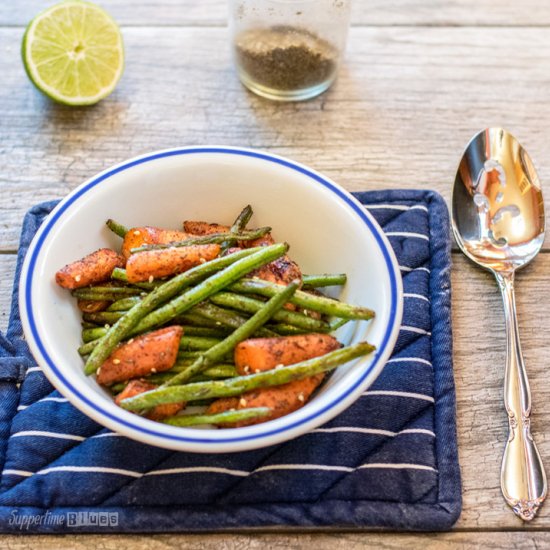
[453,128,545,272]
[452,128,547,521]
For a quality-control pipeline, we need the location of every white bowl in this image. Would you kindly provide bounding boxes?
[19,147,403,453]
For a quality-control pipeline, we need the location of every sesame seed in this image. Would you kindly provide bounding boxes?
[148,275,154,283]
[74,275,81,282]
[112,359,121,365]
[97,367,101,374]
[229,408,236,412]
[303,309,308,316]
[254,368,261,373]
[243,366,250,374]
[199,258,206,264]
[128,338,134,344]
[239,398,247,407]
[133,230,141,236]
[298,393,305,402]
[275,364,284,369]
[151,368,157,373]
[104,324,110,329]
[216,322,222,326]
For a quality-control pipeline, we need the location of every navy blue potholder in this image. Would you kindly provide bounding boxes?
[0,190,460,533]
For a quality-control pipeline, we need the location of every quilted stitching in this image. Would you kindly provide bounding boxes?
[0,192,461,531]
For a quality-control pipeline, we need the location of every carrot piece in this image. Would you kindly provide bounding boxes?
[125,244,221,283]
[221,246,244,257]
[55,248,125,290]
[249,255,302,286]
[207,397,239,415]
[115,379,185,420]
[77,299,111,313]
[240,376,324,426]
[121,226,189,259]
[248,255,302,311]
[244,233,275,248]
[183,220,230,235]
[206,333,341,427]
[234,333,341,374]
[97,326,183,386]
[206,376,325,427]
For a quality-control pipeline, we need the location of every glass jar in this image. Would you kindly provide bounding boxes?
[228,0,352,101]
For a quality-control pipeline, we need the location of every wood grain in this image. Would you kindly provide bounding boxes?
[3,0,550,542]
[1,532,550,549]
[0,255,16,333]
[452,254,550,528]
[2,26,550,250]
[3,0,550,27]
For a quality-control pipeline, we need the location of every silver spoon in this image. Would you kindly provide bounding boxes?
[452,128,547,521]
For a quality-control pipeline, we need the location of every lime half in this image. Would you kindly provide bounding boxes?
[22,1,124,105]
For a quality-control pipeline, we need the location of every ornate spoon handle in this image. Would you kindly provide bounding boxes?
[496,271,547,521]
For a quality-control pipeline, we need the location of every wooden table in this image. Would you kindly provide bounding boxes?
[2,1,550,547]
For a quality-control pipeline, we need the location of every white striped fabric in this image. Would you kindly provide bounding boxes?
[387,357,432,367]
[312,427,435,437]
[11,431,85,442]
[17,396,68,411]
[2,461,438,479]
[403,292,430,302]
[399,265,431,273]
[400,325,431,336]
[24,367,42,375]
[362,390,434,403]
[146,467,249,477]
[386,231,430,241]
[366,204,429,213]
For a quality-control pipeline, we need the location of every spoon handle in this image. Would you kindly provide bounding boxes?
[496,271,547,521]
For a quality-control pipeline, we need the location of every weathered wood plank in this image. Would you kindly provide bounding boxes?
[1,532,550,549]
[2,26,550,250]
[2,0,550,27]
[452,253,550,529]
[0,255,17,333]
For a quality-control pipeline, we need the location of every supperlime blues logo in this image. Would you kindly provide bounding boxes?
[67,511,119,527]
[9,510,119,530]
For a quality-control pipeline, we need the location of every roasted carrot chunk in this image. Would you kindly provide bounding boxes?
[206,376,325,427]
[97,326,183,386]
[207,397,239,415]
[55,248,125,290]
[125,244,220,283]
[207,333,341,427]
[121,226,189,259]
[234,334,341,374]
[115,379,185,421]
[77,299,110,313]
[249,255,302,285]
[183,220,230,235]
[244,233,275,248]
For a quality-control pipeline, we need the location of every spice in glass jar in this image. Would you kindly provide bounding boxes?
[235,26,338,92]
[228,0,352,101]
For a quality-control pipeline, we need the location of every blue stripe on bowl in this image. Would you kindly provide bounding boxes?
[23,147,400,444]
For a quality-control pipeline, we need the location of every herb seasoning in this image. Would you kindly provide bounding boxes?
[229,0,351,101]
[235,26,338,92]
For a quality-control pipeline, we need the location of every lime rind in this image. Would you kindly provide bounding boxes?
[22,0,124,106]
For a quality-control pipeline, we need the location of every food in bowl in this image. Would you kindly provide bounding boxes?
[20,146,403,452]
[54,205,376,428]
